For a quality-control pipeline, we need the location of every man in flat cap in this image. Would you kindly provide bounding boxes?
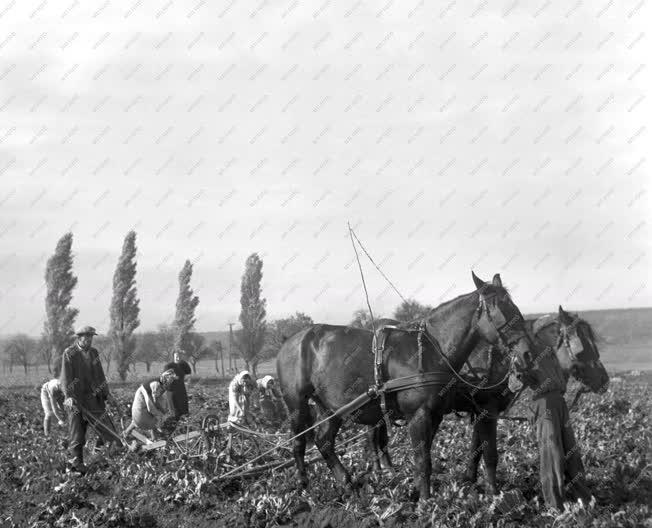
[60,326,119,473]
[516,314,592,510]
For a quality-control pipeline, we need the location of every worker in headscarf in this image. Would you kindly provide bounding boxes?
[162,350,192,432]
[254,375,284,422]
[511,314,593,510]
[123,369,179,440]
[40,378,66,436]
[227,370,255,426]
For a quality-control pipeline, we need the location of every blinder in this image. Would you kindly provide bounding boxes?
[567,334,584,357]
[559,317,585,360]
[476,294,514,347]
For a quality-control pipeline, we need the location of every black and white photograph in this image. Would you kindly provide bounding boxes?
[0,0,649,526]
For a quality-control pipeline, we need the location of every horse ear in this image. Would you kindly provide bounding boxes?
[558,305,572,324]
[471,271,485,290]
[492,273,503,287]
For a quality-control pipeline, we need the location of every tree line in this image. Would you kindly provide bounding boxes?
[1,231,433,380]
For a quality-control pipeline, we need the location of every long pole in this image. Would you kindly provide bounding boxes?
[219,344,225,377]
[228,323,234,373]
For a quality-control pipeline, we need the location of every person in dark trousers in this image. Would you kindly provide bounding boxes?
[161,350,192,433]
[511,315,593,510]
[60,326,118,473]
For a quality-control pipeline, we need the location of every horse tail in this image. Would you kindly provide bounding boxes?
[276,325,318,441]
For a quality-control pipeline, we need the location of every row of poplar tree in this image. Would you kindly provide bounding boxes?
[3,229,434,381]
[3,231,315,381]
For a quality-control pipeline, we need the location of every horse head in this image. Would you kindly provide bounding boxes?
[556,306,609,393]
[469,271,535,377]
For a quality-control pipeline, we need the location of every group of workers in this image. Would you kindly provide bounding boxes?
[227,370,285,426]
[40,325,284,474]
[39,320,592,511]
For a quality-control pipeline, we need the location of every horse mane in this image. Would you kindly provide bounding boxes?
[421,284,511,323]
[574,316,605,344]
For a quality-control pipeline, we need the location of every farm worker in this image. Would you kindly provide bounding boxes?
[256,375,283,400]
[254,375,284,422]
[162,349,192,433]
[60,326,120,473]
[123,369,178,440]
[228,370,254,425]
[512,315,593,510]
[40,378,66,436]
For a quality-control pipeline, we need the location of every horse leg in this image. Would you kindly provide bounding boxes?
[479,415,499,495]
[290,398,312,488]
[367,422,392,473]
[408,408,441,500]
[366,426,381,473]
[463,415,482,485]
[314,415,352,489]
[376,421,393,470]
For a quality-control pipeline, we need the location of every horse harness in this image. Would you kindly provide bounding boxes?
[556,317,585,360]
[365,295,525,428]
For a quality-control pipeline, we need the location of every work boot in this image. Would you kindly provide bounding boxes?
[67,457,87,475]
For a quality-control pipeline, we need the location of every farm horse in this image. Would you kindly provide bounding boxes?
[372,305,610,494]
[276,271,535,499]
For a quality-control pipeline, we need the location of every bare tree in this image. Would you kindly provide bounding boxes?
[135,332,160,373]
[184,332,211,374]
[263,312,313,359]
[4,334,37,375]
[156,323,176,362]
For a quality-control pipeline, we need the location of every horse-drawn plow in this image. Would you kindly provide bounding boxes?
[82,399,380,483]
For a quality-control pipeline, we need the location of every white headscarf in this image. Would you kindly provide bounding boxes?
[235,370,251,386]
[259,375,274,390]
[160,369,178,388]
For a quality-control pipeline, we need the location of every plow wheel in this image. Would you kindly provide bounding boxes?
[222,424,262,464]
[202,414,222,450]
[164,421,211,466]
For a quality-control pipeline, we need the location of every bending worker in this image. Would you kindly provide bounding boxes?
[40,378,66,436]
[123,369,178,440]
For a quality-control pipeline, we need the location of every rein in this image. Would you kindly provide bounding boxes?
[347,225,524,399]
[558,317,586,361]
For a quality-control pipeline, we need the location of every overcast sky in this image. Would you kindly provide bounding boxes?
[0,0,649,336]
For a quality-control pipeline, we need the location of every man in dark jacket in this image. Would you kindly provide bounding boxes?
[511,316,593,510]
[60,326,118,473]
[161,350,192,433]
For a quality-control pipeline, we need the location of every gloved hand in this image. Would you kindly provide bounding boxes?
[58,420,65,427]
[507,373,524,393]
[63,397,77,412]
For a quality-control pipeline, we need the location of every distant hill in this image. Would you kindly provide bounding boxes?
[525,307,652,346]
[524,307,652,372]
[1,307,650,373]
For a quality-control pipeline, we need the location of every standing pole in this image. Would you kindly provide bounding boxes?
[229,323,234,373]
[348,222,376,335]
[220,343,225,377]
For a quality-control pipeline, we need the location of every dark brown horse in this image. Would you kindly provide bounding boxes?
[368,315,514,495]
[366,306,609,495]
[276,272,534,499]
